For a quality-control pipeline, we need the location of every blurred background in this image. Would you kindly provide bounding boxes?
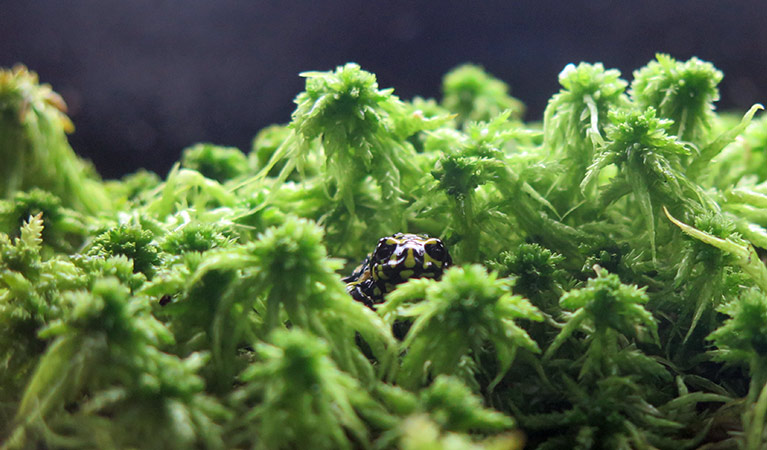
[2,0,766,179]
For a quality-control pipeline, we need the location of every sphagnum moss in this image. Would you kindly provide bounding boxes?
[2,56,767,449]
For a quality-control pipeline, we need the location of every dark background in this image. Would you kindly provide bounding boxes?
[2,1,766,179]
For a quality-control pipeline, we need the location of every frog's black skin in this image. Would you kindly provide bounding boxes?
[343,233,452,308]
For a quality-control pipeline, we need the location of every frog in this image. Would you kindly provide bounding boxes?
[343,233,452,308]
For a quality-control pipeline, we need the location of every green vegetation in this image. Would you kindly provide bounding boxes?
[2,54,767,448]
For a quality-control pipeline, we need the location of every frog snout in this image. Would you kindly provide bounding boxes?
[389,244,423,269]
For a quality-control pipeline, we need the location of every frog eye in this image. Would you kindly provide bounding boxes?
[374,240,396,261]
[425,241,446,261]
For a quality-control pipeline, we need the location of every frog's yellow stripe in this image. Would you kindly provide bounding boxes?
[404,248,416,268]
[399,269,413,279]
[422,253,438,269]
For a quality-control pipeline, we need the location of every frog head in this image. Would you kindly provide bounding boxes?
[371,233,452,293]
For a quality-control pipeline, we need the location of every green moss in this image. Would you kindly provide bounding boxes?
[2,56,767,449]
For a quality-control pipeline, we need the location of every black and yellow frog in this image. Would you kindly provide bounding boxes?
[343,233,452,308]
